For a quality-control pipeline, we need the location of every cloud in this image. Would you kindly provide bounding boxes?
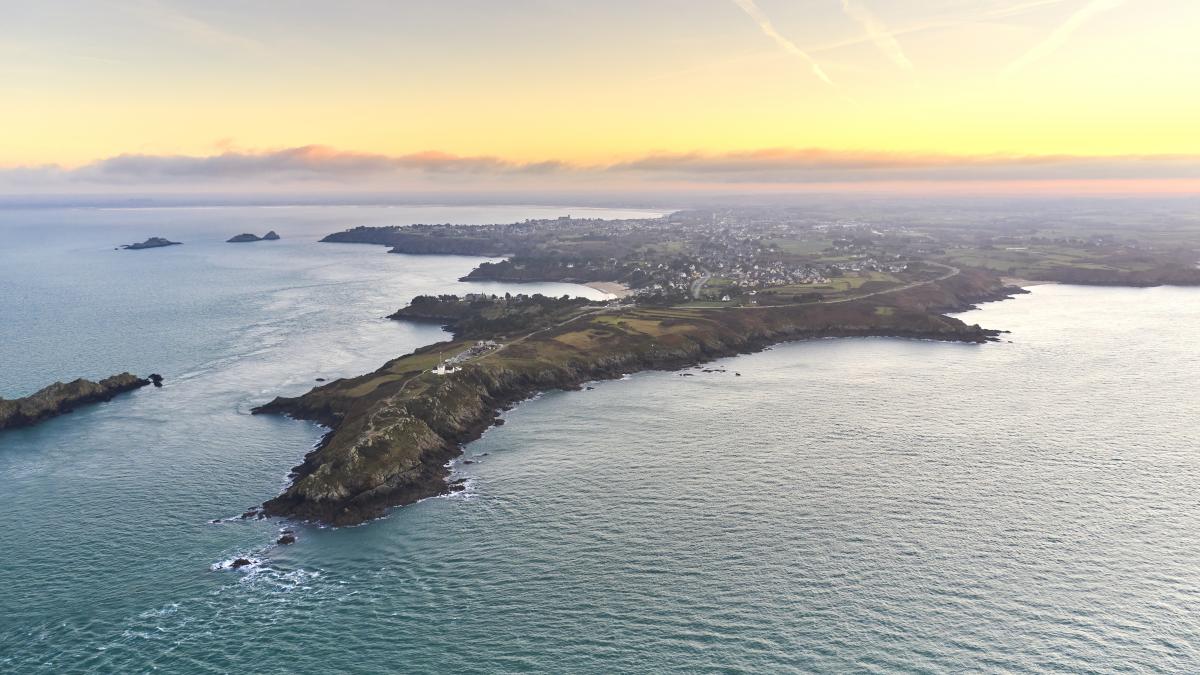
[2,146,1197,193]
[1005,0,1127,74]
[837,0,913,70]
[805,0,1074,58]
[68,146,530,183]
[607,148,1200,183]
[729,0,834,85]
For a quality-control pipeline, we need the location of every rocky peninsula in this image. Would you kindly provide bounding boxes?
[254,206,1198,527]
[122,237,181,250]
[1,373,156,431]
[253,271,1013,526]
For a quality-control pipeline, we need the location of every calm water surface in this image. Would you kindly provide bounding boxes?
[1,207,1198,673]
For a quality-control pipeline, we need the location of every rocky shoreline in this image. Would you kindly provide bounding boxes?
[252,274,1014,527]
[0,373,159,432]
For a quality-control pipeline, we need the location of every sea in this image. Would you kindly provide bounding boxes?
[1,204,1198,674]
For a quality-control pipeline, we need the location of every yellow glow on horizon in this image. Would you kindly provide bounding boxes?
[2,0,1199,185]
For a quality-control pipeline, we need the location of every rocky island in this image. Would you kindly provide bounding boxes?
[1,373,157,431]
[122,237,181,250]
[227,231,280,243]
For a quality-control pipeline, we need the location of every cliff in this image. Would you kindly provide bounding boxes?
[0,373,151,431]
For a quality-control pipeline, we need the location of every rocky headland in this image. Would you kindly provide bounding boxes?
[0,373,156,431]
[252,272,1015,527]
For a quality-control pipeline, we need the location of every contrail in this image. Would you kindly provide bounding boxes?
[838,0,913,70]
[1006,0,1127,74]
[730,0,834,85]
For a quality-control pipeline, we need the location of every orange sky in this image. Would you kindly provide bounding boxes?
[2,0,1198,193]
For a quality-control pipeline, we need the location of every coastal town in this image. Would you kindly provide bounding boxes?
[326,204,1200,305]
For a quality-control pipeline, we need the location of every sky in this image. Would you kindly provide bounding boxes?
[2,0,1198,197]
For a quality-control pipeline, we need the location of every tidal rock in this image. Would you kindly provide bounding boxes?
[262,230,280,240]
[149,373,164,387]
[230,558,253,569]
[276,532,296,545]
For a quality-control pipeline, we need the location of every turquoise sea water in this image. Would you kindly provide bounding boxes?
[2,206,1199,673]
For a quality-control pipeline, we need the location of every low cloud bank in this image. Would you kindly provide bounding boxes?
[3,145,1198,194]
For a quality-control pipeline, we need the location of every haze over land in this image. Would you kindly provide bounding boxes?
[3,0,1199,200]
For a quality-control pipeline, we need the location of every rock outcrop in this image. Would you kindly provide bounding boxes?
[0,373,153,431]
[122,237,181,250]
[227,231,281,243]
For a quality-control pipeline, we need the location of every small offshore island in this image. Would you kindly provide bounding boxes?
[227,231,280,243]
[253,206,1200,526]
[122,237,181,250]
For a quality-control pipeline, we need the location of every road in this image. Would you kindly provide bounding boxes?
[690,271,712,300]
[744,262,961,309]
